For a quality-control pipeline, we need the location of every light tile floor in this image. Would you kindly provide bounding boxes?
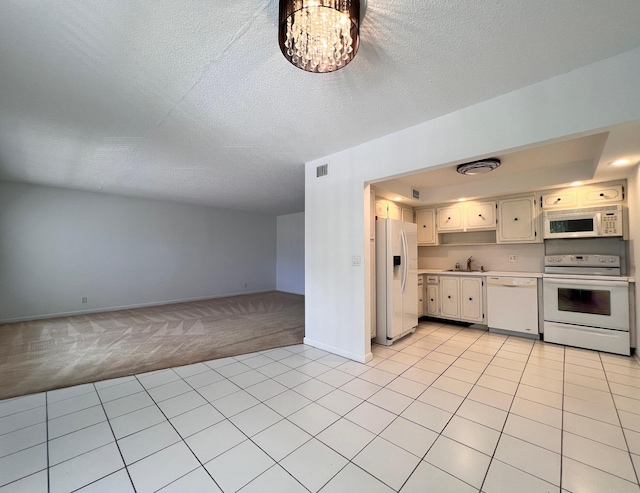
[2,320,640,492]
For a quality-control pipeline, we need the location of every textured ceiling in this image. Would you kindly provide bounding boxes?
[1,1,640,215]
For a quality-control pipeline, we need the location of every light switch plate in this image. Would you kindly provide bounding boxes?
[352,256,361,267]
[508,255,518,262]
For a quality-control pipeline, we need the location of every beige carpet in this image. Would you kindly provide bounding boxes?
[0,291,304,400]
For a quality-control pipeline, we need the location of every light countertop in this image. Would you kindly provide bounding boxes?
[418,269,635,282]
[418,269,543,278]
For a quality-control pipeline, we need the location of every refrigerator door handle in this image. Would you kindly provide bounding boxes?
[400,229,408,293]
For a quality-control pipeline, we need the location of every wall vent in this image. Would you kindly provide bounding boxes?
[411,187,420,200]
[316,164,328,178]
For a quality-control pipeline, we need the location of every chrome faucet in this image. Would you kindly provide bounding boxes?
[467,256,474,271]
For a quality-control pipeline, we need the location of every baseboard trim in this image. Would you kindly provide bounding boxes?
[303,337,371,364]
[0,290,275,324]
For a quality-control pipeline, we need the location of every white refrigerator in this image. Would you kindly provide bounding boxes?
[375,219,418,346]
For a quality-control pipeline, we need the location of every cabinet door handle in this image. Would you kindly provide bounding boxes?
[447,295,451,299]
[430,298,434,302]
[600,193,605,197]
[514,217,518,221]
[422,225,426,228]
[469,297,473,301]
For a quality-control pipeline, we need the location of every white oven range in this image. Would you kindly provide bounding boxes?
[543,254,630,355]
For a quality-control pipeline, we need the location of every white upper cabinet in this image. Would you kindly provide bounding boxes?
[375,200,388,219]
[416,208,437,245]
[408,180,624,246]
[435,201,497,233]
[387,202,402,221]
[541,190,577,209]
[465,201,497,230]
[497,196,539,243]
[437,204,464,232]
[579,184,624,205]
[376,199,414,223]
[541,184,624,209]
[402,207,415,223]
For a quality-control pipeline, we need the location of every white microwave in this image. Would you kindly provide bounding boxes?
[543,205,623,239]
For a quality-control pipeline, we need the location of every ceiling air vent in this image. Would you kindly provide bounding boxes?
[316,163,329,178]
[411,187,420,200]
[456,158,501,175]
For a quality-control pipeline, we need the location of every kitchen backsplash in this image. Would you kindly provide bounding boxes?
[419,237,629,274]
[418,243,545,272]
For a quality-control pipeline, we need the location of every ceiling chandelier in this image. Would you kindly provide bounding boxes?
[278,0,361,73]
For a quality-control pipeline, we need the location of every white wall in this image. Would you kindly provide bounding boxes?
[276,212,305,295]
[0,181,277,322]
[305,47,640,363]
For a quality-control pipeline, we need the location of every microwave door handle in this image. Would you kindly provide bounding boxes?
[594,213,602,236]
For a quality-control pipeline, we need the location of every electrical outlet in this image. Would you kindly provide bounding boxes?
[508,255,518,262]
[352,255,361,267]
[244,283,248,288]
[82,297,88,303]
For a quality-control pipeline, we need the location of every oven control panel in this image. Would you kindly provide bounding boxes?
[544,255,620,267]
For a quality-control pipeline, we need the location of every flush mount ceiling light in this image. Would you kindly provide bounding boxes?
[279,0,361,73]
[608,159,634,167]
[456,158,501,176]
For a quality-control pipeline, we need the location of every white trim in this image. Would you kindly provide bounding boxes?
[303,337,373,363]
[0,290,274,324]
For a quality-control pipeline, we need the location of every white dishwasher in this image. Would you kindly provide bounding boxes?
[487,277,539,336]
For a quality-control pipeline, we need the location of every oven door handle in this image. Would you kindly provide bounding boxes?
[544,278,629,288]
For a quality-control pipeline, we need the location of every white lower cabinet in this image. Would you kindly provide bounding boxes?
[430,276,484,324]
[460,278,483,322]
[418,275,424,317]
[440,277,460,319]
[426,284,439,317]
